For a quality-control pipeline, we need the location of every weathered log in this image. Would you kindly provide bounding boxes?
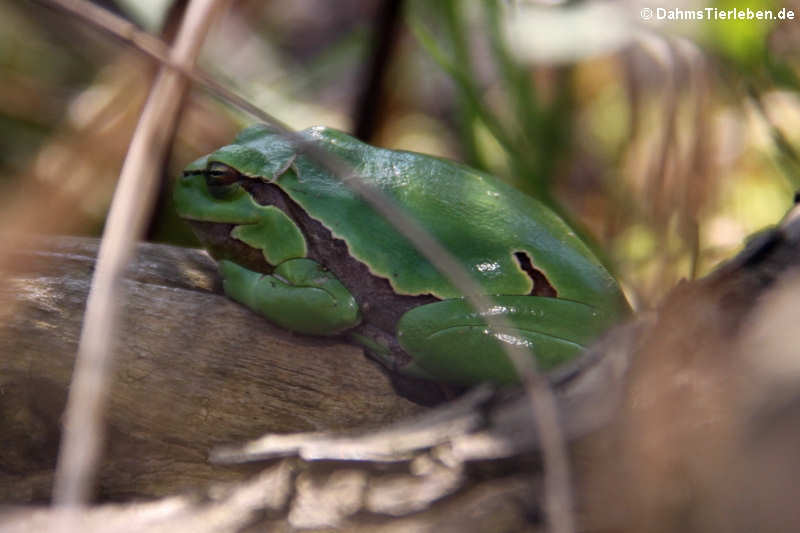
[0,237,424,502]
[577,213,800,533]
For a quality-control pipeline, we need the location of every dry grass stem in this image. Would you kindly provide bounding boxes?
[51,0,230,519]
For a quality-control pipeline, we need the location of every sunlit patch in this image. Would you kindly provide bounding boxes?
[475,261,501,273]
[484,305,510,316]
[389,164,411,187]
[493,332,533,348]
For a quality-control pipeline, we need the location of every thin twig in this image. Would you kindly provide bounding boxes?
[352,0,405,141]
[676,38,709,281]
[51,0,230,519]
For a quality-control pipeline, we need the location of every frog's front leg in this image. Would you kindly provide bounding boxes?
[396,296,618,384]
[219,258,361,335]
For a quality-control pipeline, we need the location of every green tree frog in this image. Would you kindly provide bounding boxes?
[174,125,630,384]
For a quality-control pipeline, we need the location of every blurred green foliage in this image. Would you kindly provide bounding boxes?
[407,0,572,210]
[707,0,776,69]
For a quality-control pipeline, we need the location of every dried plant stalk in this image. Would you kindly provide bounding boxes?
[52,0,231,513]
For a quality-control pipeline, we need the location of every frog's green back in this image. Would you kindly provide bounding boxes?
[217,125,629,318]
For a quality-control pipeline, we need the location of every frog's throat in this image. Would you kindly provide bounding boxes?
[188,220,275,275]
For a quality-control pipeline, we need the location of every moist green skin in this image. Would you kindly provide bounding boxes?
[174,124,630,384]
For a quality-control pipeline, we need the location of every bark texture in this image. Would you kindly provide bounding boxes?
[0,237,423,502]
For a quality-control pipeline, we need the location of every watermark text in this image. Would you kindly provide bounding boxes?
[640,6,795,22]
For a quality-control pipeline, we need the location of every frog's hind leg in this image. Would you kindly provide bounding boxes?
[396,296,617,384]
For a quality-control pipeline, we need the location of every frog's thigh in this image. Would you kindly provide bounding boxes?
[396,296,614,384]
[219,259,361,336]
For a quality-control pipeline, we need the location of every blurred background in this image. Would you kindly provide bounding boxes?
[1,0,798,309]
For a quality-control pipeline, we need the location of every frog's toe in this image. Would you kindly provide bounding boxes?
[219,259,361,335]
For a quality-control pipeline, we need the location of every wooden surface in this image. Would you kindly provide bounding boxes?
[0,237,424,502]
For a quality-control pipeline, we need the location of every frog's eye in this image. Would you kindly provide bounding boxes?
[205,162,243,197]
[206,162,242,186]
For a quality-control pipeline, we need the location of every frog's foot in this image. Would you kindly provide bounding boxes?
[348,325,435,379]
[396,296,617,384]
[219,258,361,335]
[347,325,455,406]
